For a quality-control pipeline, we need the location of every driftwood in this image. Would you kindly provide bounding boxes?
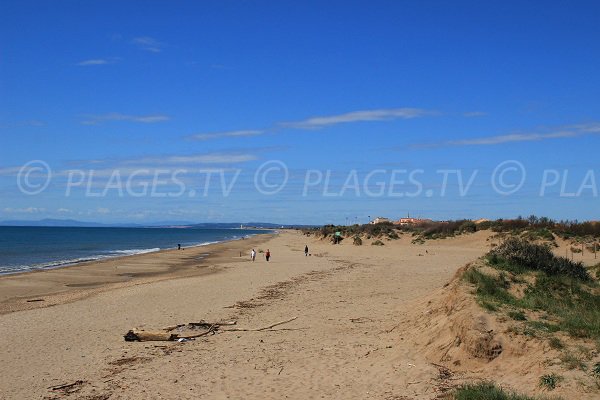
[48,380,85,393]
[223,316,298,332]
[124,317,298,341]
[124,320,232,342]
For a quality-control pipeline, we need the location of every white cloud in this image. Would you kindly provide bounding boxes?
[77,59,114,66]
[128,153,258,165]
[411,124,600,149]
[131,36,163,53]
[57,208,72,213]
[96,207,110,214]
[571,122,600,133]
[82,113,170,125]
[281,108,433,129]
[189,130,264,141]
[463,111,487,117]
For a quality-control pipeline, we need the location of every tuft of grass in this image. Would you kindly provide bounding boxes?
[527,320,560,333]
[593,362,600,377]
[518,274,600,339]
[508,310,527,321]
[480,301,498,312]
[352,236,362,246]
[371,240,384,246]
[559,351,588,371]
[548,337,564,350]
[453,381,548,399]
[539,373,562,391]
[463,269,516,307]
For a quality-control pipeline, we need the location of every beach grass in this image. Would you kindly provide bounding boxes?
[451,381,558,399]
[465,238,600,341]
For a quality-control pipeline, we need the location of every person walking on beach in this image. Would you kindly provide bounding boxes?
[265,249,271,262]
[305,245,309,256]
[251,249,256,262]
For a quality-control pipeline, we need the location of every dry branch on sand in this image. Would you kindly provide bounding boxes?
[124,317,298,342]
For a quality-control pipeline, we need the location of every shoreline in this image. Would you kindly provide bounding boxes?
[0,231,277,315]
[0,227,274,277]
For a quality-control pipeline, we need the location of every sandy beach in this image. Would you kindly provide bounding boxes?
[0,230,597,399]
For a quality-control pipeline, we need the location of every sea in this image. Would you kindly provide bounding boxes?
[0,226,269,275]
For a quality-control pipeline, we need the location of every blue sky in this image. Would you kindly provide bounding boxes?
[1,1,599,224]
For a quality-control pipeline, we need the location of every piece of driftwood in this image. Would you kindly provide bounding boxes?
[124,330,179,342]
[124,322,224,342]
[48,380,85,392]
[162,320,236,331]
[223,316,298,332]
[124,317,297,341]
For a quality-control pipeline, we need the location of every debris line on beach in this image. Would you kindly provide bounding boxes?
[124,316,298,342]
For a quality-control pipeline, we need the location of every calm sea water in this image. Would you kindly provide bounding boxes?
[0,226,268,275]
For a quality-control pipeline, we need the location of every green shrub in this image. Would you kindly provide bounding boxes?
[453,381,541,399]
[548,337,563,349]
[353,236,362,246]
[387,231,400,240]
[508,310,527,321]
[489,238,591,281]
[593,361,600,377]
[559,350,588,371]
[460,220,477,233]
[371,240,384,246]
[463,269,516,306]
[518,274,600,339]
[539,373,562,390]
[477,220,492,230]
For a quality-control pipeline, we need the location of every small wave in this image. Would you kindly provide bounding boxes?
[0,256,108,275]
[0,248,162,275]
[109,248,161,256]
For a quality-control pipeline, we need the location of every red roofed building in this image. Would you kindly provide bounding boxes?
[394,217,432,226]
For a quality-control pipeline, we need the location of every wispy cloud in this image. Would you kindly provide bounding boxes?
[131,36,163,53]
[76,58,118,66]
[189,130,264,141]
[61,151,259,172]
[127,153,258,165]
[82,113,170,125]
[281,108,434,129]
[411,123,600,149]
[463,111,487,117]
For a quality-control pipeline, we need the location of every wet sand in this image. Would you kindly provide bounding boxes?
[0,233,274,315]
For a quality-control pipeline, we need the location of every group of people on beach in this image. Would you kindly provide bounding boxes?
[250,248,270,262]
[249,245,309,262]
